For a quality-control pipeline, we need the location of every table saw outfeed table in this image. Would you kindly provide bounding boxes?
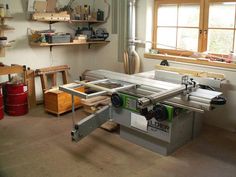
[59,70,226,155]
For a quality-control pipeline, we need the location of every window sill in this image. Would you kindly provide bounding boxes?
[144,53,236,70]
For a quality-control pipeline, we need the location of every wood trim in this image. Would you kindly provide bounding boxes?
[198,0,205,51]
[155,0,200,4]
[157,26,199,28]
[144,53,236,69]
[156,48,194,57]
[208,0,236,2]
[208,27,236,30]
[233,2,236,51]
[153,0,235,54]
[153,0,202,51]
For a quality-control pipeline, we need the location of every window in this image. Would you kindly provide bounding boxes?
[153,0,236,56]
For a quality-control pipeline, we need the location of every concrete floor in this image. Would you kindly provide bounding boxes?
[0,106,236,177]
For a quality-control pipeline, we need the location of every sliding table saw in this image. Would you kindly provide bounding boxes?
[59,69,226,155]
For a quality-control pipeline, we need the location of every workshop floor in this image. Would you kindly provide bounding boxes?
[0,106,235,177]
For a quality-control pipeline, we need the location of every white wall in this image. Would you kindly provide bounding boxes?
[136,0,236,132]
[75,0,123,72]
[1,0,122,100]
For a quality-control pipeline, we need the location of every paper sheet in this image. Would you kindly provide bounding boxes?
[131,113,147,132]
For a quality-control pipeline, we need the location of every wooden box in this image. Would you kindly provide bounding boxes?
[44,87,84,116]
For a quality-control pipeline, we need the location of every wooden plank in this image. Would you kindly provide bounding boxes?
[30,41,110,47]
[145,53,236,69]
[156,65,225,79]
[0,65,24,75]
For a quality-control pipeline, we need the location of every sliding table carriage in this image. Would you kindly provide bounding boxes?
[59,69,226,155]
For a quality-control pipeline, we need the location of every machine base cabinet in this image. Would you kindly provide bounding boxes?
[114,109,200,155]
[44,87,84,116]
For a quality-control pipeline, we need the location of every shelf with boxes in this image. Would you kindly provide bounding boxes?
[29,6,110,50]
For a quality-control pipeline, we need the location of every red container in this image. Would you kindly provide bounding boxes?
[5,83,28,116]
[0,106,4,120]
[5,103,28,116]
[5,83,27,94]
[6,92,28,105]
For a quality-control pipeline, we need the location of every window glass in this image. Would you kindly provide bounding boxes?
[154,1,236,57]
[157,5,177,26]
[178,4,200,27]
[156,3,200,51]
[209,3,235,28]
[208,29,234,54]
[177,28,199,51]
[157,27,177,49]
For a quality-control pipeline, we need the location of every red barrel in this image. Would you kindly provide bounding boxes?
[5,83,28,116]
[0,87,4,120]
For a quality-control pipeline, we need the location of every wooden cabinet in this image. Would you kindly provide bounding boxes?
[0,17,14,57]
[44,86,85,116]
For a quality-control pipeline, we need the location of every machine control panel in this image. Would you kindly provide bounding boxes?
[125,97,137,111]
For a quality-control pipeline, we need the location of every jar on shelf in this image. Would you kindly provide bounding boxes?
[0,36,7,46]
[5,4,11,17]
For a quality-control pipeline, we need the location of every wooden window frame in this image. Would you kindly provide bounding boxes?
[153,0,236,58]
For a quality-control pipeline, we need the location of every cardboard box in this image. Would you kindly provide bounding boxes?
[34,1,47,12]
[46,0,57,12]
[44,86,84,116]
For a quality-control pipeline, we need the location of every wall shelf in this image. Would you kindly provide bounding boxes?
[33,19,104,24]
[30,41,110,51]
[70,20,105,24]
[30,13,109,51]
[30,41,110,47]
[0,26,15,31]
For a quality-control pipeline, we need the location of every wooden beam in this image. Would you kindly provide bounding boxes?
[0,65,24,75]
